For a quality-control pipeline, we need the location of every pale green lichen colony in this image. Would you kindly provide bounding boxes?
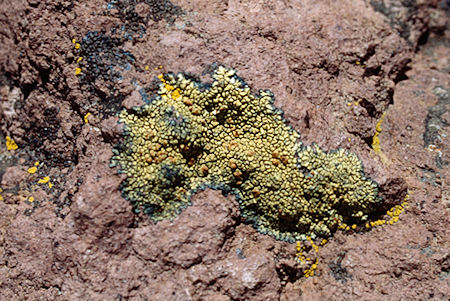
[111,66,382,242]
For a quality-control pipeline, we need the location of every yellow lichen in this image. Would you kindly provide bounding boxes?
[307,236,319,253]
[27,162,39,174]
[296,237,322,277]
[111,66,385,243]
[372,112,389,163]
[365,193,409,229]
[37,176,50,184]
[84,112,91,124]
[6,136,18,151]
[75,67,82,76]
[27,166,37,174]
[304,259,319,278]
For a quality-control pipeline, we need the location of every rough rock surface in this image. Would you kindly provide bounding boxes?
[0,0,448,300]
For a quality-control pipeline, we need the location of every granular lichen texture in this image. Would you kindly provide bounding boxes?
[111,66,382,242]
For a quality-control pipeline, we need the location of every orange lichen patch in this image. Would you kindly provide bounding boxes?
[252,189,260,197]
[183,98,193,106]
[271,158,280,166]
[6,136,18,151]
[229,160,237,169]
[200,165,209,174]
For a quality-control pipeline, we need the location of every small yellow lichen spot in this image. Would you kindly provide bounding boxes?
[356,61,361,65]
[77,56,83,63]
[34,161,39,166]
[27,166,37,174]
[307,236,319,253]
[38,176,50,184]
[75,67,82,76]
[48,182,54,189]
[0,194,3,201]
[72,38,76,44]
[372,111,389,164]
[84,112,91,124]
[351,224,357,230]
[75,43,81,49]
[145,65,150,71]
[372,112,386,154]
[172,89,181,100]
[6,136,18,150]
[304,259,319,278]
[28,196,35,203]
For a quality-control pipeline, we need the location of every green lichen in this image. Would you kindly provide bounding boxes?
[111,66,382,242]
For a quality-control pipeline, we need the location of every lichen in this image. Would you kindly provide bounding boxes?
[111,66,383,242]
[6,136,18,151]
[372,111,389,163]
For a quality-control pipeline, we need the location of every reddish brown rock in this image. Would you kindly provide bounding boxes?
[0,0,448,300]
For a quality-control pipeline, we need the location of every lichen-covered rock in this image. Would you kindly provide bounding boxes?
[111,66,382,242]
